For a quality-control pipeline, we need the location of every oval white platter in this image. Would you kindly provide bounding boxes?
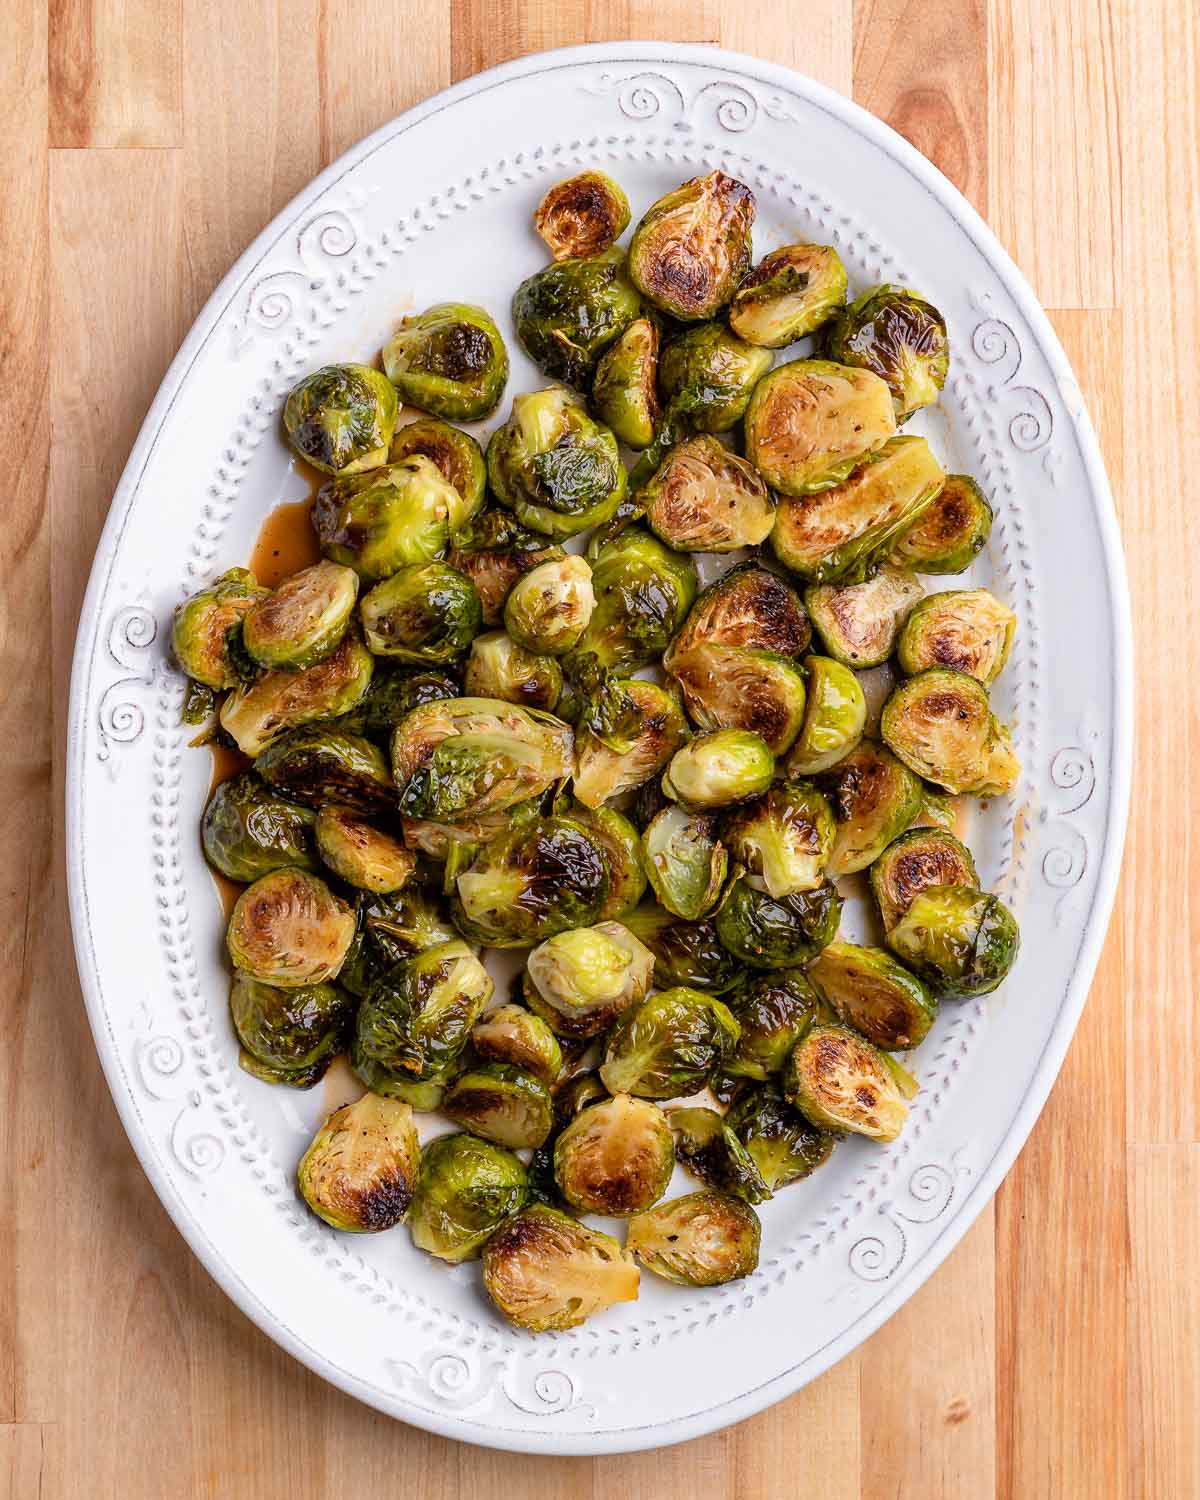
[67,42,1131,1455]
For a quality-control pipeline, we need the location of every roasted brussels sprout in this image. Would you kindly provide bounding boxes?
[600,987,739,1099]
[805,564,924,669]
[349,1047,448,1111]
[338,885,460,1000]
[330,663,460,741]
[512,246,642,387]
[443,1063,554,1149]
[896,589,1017,684]
[535,170,631,261]
[388,416,486,521]
[880,668,1020,795]
[313,457,467,581]
[669,1107,769,1204]
[641,435,775,553]
[503,554,595,655]
[725,969,819,1081]
[666,562,812,662]
[627,1191,760,1285]
[241,559,359,672]
[202,772,316,883]
[471,1003,563,1084]
[400,806,522,863]
[283,363,398,475]
[383,302,508,421]
[744,358,896,497]
[359,561,481,664]
[314,806,415,893]
[887,884,1020,998]
[524,921,655,1038]
[256,725,394,815]
[870,826,979,932]
[807,941,938,1051]
[407,1132,528,1261]
[463,630,562,710]
[666,644,808,757]
[554,1094,675,1216]
[714,876,841,971]
[172,568,269,690]
[297,1093,420,1231]
[816,739,924,875]
[728,242,848,347]
[785,1023,916,1141]
[826,284,949,420]
[483,1205,638,1330]
[662,729,774,811]
[227,869,355,987]
[230,972,352,1087]
[572,679,688,808]
[623,907,742,995]
[888,473,992,574]
[445,505,562,627]
[721,782,835,898]
[218,626,375,756]
[569,527,697,675]
[727,1084,835,1189]
[641,806,729,921]
[628,171,755,322]
[592,317,660,449]
[574,801,647,918]
[552,1068,610,1127]
[785,655,867,776]
[657,323,773,433]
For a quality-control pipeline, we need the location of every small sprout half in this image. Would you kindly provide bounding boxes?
[219,630,375,756]
[785,655,868,776]
[714,876,842,971]
[172,568,269,690]
[642,806,729,921]
[313,456,468,581]
[728,242,848,346]
[896,589,1017,684]
[568,527,697,674]
[662,729,775,810]
[298,1094,420,1232]
[534,170,631,260]
[407,1132,528,1262]
[622,906,742,996]
[360,561,481,664]
[471,1003,563,1085]
[388,416,486,521]
[807,941,938,1051]
[591,317,660,449]
[641,435,776,553]
[870,826,979,933]
[463,630,562,711]
[504,554,595,655]
[888,473,992,575]
[784,1024,915,1141]
[657,323,773,433]
[382,302,509,421]
[887,884,1020,998]
[283,363,398,475]
[512,245,642,388]
[816,739,925,876]
[445,504,562,626]
[314,806,416,893]
[721,782,835,898]
[667,643,808,757]
[483,1205,639,1331]
[226,869,356,987]
[669,1107,770,1204]
[525,921,655,1039]
[202,772,316,883]
[826,284,950,420]
[230,973,352,1086]
[628,170,755,322]
[572,679,689,808]
[727,1085,835,1191]
[554,1094,675,1216]
[726,970,820,1081]
[354,939,494,1085]
[881,668,1021,795]
[443,1063,554,1150]
[242,559,359,672]
[600,987,740,1099]
[628,1191,761,1286]
[666,562,812,662]
[805,564,924,669]
[331,663,461,741]
[256,725,394,815]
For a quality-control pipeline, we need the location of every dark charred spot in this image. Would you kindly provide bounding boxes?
[354,1174,413,1230]
[855,1086,878,1108]
[922,690,972,720]
[432,321,491,380]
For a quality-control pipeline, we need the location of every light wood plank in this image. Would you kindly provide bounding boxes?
[49,0,181,147]
[731,1354,861,1500]
[0,1426,48,1500]
[723,0,853,94]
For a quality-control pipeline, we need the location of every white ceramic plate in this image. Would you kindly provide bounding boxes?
[67,42,1131,1455]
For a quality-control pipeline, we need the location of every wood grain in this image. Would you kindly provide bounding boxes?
[49,0,181,147]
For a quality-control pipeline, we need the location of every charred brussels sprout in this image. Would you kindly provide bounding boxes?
[870,826,978,932]
[722,782,835,898]
[887,885,1020,998]
[628,171,755,322]
[314,806,415,894]
[230,973,352,1087]
[552,1069,610,1126]
[726,970,819,1081]
[172,568,269,689]
[569,527,697,677]
[826,284,949,420]
[483,1205,638,1330]
[641,435,775,553]
[628,1191,760,1285]
[407,1132,528,1262]
[714,876,841,971]
[388,416,486,521]
[463,630,562,711]
[888,473,992,574]
[219,629,374,757]
[313,457,467,580]
[669,1107,769,1204]
[535,170,631,261]
[666,644,808,756]
[242,560,359,671]
[808,941,938,1051]
[662,729,774,810]
[592,317,660,448]
[445,505,562,627]
[572,679,688,808]
[816,739,925,875]
[283,363,398,475]
[297,1094,420,1231]
[227,869,356,987]
[642,807,729,920]
[202,772,316,883]
[657,324,773,433]
[330,664,460,741]
[360,561,481,663]
[554,1094,675,1216]
[728,1084,835,1189]
[383,302,508,421]
[728,243,848,347]
[504,554,595,655]
[575,801,647,918]
[896,589,1017,684]
[600,987,739,1099]
[744,358,896,497]
[524,921,654,1039]
[487,386,627,539]
[444,1063,554,1149]
[337,885,459,1000]
[623,906,741,995]
[785,655,867,776]
[785,1024,916,1141]
[806,565,924,668]
[881,669,1020,795]
[256,725,394,815]
[667,562,812,661]
[512,247,642,388]
[471,1003,563,1085]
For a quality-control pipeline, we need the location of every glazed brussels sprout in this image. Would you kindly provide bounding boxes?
[728,1084,835,1190]
[297,1094,420,1231]
[338,885,460,999]
[471,1003,563,1085]
[463,630,562,711]
[503,554,595,655]
[628,170,755,321]
[172,568,270,689]
[512,246,641,388]
[400,805,523,863]
[807,941,938,1051]
[572,679,688,808]
[666,644,808,757]
[202,772,316,883]
[622,906,742,995]
[314,806,415,893]
[870,826,979,932]
[569,527,697,674]
[330,663,460,741]
[227,869,356,987]
[888,473,992,574]
[669,1107,770,1204]
[600,987,739,1099]
[443,1063,554,1149]
[230,972,352,1087]
[785,1023,917,1141]
[666,562,812,662]
[592,317,660,449]
[407,1132,528,1262]
[826,284,949,420]
[242,560,359,672]
[445,505,562,627]
[256,725,394,815]
[627,1191,760,1286]
[641,435,775,553]
[728,242,848,347]
[218,627,375,756]
[349,1048,449,1111]
[725,970,820,1081]
[785,655,867,776]
[721,782,835,898]
[535,170,631,260]
[805,565,924,669]
[554,1094,675,1216]
[313,457,467,580]
[642,807,729,920]
[483,1205,639,1330]
[880,669,1020,795]
[359,561,482,664]
[662,730,774,811]
[388,416,486,521]
[283,363,398,475]
[714,876,841,971]
[816,739,925,875]
[487,386,627,539]
[744,358,896,497]
[896,589,1017,684]
[382,302,508,421]
[887,885,1020,998]
[553,1069,610,1127]
[524,921,655,1039]
[657,324,774,433]
[574,801,647,918]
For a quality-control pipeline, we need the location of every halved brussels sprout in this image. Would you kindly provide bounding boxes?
[881,668,1020,795]
[807,941,938,1051]
[172,568,270,689]
[657,323,774,433]
[227,869,356,986]
[388,416,486,521]
[628,1191,760,1285]
[407,1132,528,1262]
[349,1047,448,1112]
[728,1084,835,1189]
[785,655,867,776]
[622,906,742,995]
[662,729,774,811]
[524,921,655,1039]
[574,801,647,918]
[728,243,848,347]
[382,302,508,421]
[256,725,394,815]
[888,473,992,574]
[359,561,481,664]
[896,589,1017,684]
[312,457,467,581]
[669,1106,770,1204]
[297,1093,420,1231]
[785,1024,916,1141]
[568,527,697,674]
[816,739,924,875]
[887,884,1020,998]
[870,826,979,932]
[512,246,642,388]
[219,628,375,757]
[483,1205,639,1330]
[314,806,415,893]
[600,987,739,1099]
[554,1094,675,1216]
[642,806,729,920]
[202,772,317,883]
[230,972,352,1086]
[641,435,775,553]
[338,885,460,1000]
[443,1063,554,1150]
[666,644,808,756]
[553,1069,610,1127]
[726,969,819,1081]
[471,1003,563,1085]
[463,630,562,711]
[826,284,949,420]
[503,555,595,656]
[283,363,399,475]
[572,679,689,808]
[330,664,461,741]
[714,876,841,971]
[745,358,896,497]
[592,317,660,449]
[242,560,359,672]
[805,564,924,669]
[722,782,835,898]
[445,505,562,627]
[666,562,812,662]
[628,171,755,321]
[534,170,631,260]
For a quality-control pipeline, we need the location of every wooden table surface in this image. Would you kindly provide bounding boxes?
[2,1,1194,1495]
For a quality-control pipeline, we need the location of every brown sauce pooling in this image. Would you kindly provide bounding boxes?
[249,495,323,589]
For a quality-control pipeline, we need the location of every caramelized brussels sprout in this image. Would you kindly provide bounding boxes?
[888,473,992,574]
[628,171,755,321]
[219,626,375,756]
[524,921,655,1039]
[483,1205,638,1330]
[572,679,688,808]
[623,907,742,995]
[535,170,631,260]
[330,664,460,741]
[666,562,812,661]
[826,284,949,420]
[314,806,415,893]
[256,725,394,815]
[574,801,647,918]
[721,782,835,898]
[445,505,563,627]
[202,772,316,883]
[641,435,775,553]
[230,972,352,1087]
[242,560,359,672]
[600,987,739,1099]
[870,826,979,932]
[628,1191,760,1285]
[881,669,1020,795]
[785,655,867,776]
[463,630,562,711]
[642,807,729,920]
[569,527,697,674]
[349,1048,448,1111]
[714,876,841,971]
[592,317,660,448]
[554,1094,674,1216]
[359,561,481,663]
[727,1084,835,1190]
[297,1093,420,1231]
[669,1106,769,1204]
[553,1068,610,1126]
[807,941,938,1050]
[816,739,924,875]
[728,242,848,347]
[313,457,468,580]
[805,564,924,668]
[407,1132,528,1262]
[666,644,808,756]
[657,324,773,433]
[172,568,270,689]
[744,358,896,497]
[887,884,1020,998]
[785,1024,916,1141]
[662,729,774,810]
[388,416,486,521]
[443,1063,554,1149]
[400,805,522,862]
[726,969,819,1081]
[383,302,508,421]
[512,247,642,388]
[227,869,355,986]
[471,1003,563,1085]
[283,363,398,475]
[338,885,460,1000]
[896,589,1017,684]
[503,554,595,655]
